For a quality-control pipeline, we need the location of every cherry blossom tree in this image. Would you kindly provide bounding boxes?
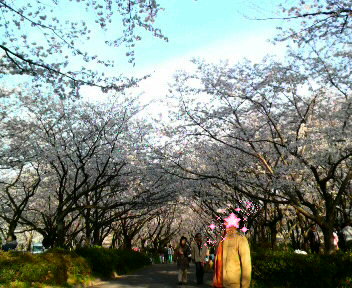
[0,86,176,247]
[271,0,352,45]
[0,165,41,241]
[167,55,351,253]
[0,0,168,98]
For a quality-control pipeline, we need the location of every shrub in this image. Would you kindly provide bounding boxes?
[0,250,91,287]
[251,249,352,288]
[75,247,151,278]
[0,248,151,287]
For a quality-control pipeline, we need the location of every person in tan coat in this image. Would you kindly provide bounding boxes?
[213,219,251,288]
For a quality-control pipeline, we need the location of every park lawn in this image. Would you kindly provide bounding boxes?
[0,248,151,287]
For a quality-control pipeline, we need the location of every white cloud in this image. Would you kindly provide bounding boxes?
[139,32,284,93]
[81,32,287,121]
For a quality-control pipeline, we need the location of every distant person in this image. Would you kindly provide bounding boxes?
[208,254,214,271]
[159,249,165,264]
[175,236,191,285]
[308,225,320,254]
[204,248,213,273]
[2,234,18,252]
[209,246,215,263]
[168,244,174,263]
[213,225,251,288]
[163,245,168,264]
[191,233,208,285]
[333,231,339,251]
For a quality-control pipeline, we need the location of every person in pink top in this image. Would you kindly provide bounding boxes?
[333,231,339,251]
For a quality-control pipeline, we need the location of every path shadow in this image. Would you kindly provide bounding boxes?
[92,263,213,288]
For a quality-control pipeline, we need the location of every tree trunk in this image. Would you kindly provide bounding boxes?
[302,229,309,252]
[269,224,277,250]
[6,221,17,241]
[25,232,34,251]
[55,215,66,248]
[252,225,258,245]
[111,232,118,248]
[140,239,147,251]
[321,225,334,254]
[42,232,56,249]
[123,237,132,250]
[290,226,300,250]
[322,197,337,254]
[84,218,92,247]
[92,228,103,246]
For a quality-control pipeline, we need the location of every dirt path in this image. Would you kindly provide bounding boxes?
[90,263,213,288]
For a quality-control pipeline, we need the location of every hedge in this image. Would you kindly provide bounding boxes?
[0,249,91,287]
[0,247,151,287]
[75,247,151,278]
[2,246,351,288]
[251,249,352,288]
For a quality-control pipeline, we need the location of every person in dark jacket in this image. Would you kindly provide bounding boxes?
[175,236,191,285]
[191,233,208,285]
[163,245,168,264]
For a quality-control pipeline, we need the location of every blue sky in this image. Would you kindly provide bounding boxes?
[128,0,288,71]
[1,0,293,108]
[1,0,291,78]
[48,0,290,75]
[76,0,291,106]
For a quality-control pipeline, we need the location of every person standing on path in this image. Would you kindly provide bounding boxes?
[159,247,165,264]
[175,236,191,285]
[213,218,251,288]
[163,245,168,264]
[168,244,174,263]
[308,225,320,254]
[191,233,208,285]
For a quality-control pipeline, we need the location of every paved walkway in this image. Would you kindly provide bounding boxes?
[91,263,213,288]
